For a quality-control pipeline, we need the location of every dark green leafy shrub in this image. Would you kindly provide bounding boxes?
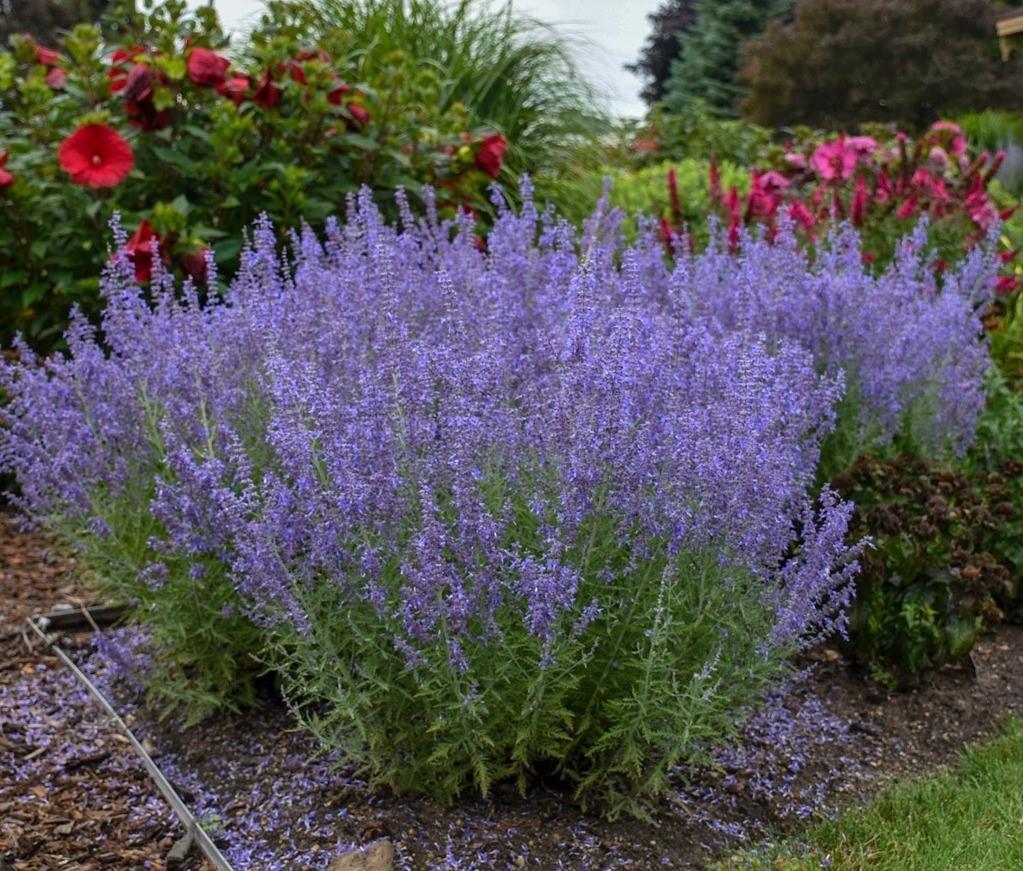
[627,102,775,169]
[626,0,697,106]
[835,452,1023,687]
[0,0,596,351]
[740,0,1023,131]
[0,0,112,44]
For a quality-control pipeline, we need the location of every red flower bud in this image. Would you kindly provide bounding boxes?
[253,70,281,108]
[180,247,209,285]
[122,64,154,103]
[346,101,370,127]
[475,133,507,178]
[187,47,230,88]
[0,149,14,190]
[45,66,67,88]
[123,219,161,283]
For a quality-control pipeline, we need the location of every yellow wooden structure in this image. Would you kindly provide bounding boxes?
[997,8,1023,60]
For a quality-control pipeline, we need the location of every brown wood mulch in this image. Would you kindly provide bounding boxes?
[0,512,207,871]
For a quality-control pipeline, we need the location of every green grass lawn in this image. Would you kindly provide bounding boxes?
[723,718,1023,871]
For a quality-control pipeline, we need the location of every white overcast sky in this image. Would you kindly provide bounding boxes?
[187,0,661,118]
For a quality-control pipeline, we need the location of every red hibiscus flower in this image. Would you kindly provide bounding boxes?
[187,48,230,87]
[346,101,370,127]
[180,247,209,285]
[218,74,250,105]
[33,44,61,66]
[327,79,351,106]
[123,220,161,283]
[996,275,1021,296]
[475,133,507,177]
[45,66,67,88]
[253,70,281,108]
[122,63,172,130]
[58,124,134,188]
[0,149,14,190]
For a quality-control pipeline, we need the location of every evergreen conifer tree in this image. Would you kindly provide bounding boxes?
[663,0,793,116]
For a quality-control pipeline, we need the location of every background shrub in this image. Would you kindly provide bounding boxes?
[559,156,749,243]
[625,103,775,169]
[0,0,600,350]
[0,0,112,44]
[308,0,604,192]
[835,450,1022,687]
[740,0,1023,131]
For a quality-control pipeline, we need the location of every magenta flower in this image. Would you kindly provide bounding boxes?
[929,120,967,157]
[784,151,809,171]
[755,170,790,192]
[811,138,858,182]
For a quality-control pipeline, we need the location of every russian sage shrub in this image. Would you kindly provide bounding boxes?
[1,183,990,813]
[666,219,996,476]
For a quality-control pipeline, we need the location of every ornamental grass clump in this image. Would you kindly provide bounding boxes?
[1,183,992,815]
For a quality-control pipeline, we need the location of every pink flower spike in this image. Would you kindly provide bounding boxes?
[788,200,815,231]
[897,196,918,220]
[852,176,868,226]
[667,167,682,222]
[709,158,722,205]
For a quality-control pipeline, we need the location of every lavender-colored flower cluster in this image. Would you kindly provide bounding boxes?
[672,219,995,459]
[0,182,991,808]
